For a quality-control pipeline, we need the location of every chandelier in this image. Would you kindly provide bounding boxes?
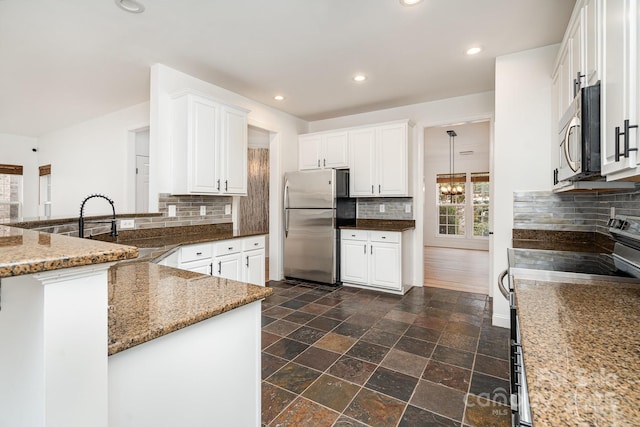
[441,130,464,196]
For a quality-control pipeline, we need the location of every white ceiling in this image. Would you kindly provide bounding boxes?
[0,0,576,137]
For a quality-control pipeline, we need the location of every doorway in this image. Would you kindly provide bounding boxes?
[132,127,150,213]
[423,121,491,294]
[239,125,271,279]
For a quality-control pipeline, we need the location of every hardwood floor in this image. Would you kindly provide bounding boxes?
[423,246,490,295]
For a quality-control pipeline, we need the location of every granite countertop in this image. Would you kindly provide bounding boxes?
[108,262,272,355]
[514,276,640,425]
[106,225,271,354]
[0,225,137,278]
[5,212,162,228]
[340,219,415,232]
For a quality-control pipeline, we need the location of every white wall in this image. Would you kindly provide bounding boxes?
[492,44,557,327]
[309,91,495,289]
[37,102,150,217]
[0,134,39,217]
[424,121,490,250]
[149,64,308,281]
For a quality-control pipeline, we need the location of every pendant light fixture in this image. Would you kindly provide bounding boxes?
[441,130,464,197]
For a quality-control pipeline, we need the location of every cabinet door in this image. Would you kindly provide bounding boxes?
[221,107,248,195]
[299,135,322,170]
[377,123,408,196]
[557,42,574,116]
[349,128,376,196]
[323,132,349,169]
[213,253,242,281]
[567,10,584,95]
[341,239,368,284]
[179,259,212,275]
[243,248,265,286]
[601,0,638,176]
[190,97,219,193]
[584,0,601,85]
[369,242,401,290]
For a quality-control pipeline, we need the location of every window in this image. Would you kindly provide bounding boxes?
[472,172,490,237]
[0,164,23,221]
[437,173,466,236]
[436,172,490,239]
[39,164,52,217]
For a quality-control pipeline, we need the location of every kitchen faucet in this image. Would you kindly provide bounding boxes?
[78,194,118,239]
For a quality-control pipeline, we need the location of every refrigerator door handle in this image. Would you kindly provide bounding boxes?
[285,209,290,238]
[284,179,290,209]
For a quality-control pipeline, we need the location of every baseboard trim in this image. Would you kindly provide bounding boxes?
[492,313,510,329]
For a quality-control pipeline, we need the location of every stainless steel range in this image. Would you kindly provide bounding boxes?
[500,215,640,427]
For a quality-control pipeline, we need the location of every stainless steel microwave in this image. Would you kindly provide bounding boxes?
[556,82,601,183]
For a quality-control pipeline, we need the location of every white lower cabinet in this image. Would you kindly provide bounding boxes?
[175,235,266,286]
[340,229,407,294]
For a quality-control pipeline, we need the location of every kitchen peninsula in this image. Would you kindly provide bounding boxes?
[0,224,271,427]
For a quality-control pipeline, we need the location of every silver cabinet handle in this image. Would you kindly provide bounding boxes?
[363,244,366,253]
[317,159,320,167]
[217,179,220,191]
[370,245,373,255]
[228,247,233,251]
[254,242,259,246]
[196,252,202,256]
[378,184,381,194]
[209,263,213,275]
[246,256,249,267]
[323,159,326,167]
[218,261,222,275]
[371,185,374,194]
[225,180,228,191]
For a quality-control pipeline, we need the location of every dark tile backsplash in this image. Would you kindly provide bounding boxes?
[513,187,640,234]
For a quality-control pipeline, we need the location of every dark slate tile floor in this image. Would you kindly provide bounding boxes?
[261,281,511,427]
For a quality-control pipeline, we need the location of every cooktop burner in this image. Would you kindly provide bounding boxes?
[508,248,633,278]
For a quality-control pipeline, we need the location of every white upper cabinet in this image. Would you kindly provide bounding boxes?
[348,128,377,196]
[552,0,601,122]
[170,91,249,195]
[601,0,639,178]
[349,121,411,197]
[298,131,348,170]
[584,0,601,86]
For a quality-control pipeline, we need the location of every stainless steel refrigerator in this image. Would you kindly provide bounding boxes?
[283,169,356,285]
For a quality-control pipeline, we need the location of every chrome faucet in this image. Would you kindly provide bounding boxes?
[78,194,118,239]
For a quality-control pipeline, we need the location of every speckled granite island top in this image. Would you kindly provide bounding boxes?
[514,277,640,426]
[108,262,272,355]
[0,225,137,278]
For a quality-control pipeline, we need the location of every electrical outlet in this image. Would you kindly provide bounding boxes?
[168,205,176,217]
[200,205,207,216]
[405,203,412,213]
[120,219,135,229]
[379,204,385,213]
[225,204,231,215]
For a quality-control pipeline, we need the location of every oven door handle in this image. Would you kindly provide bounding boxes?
[498,269,510,301]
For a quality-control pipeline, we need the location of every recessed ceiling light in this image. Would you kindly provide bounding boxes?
[274,95,285,101]
[353,74,367,82]
[114,0,145,13]
[399,0,424,6]
[466,46,483,55]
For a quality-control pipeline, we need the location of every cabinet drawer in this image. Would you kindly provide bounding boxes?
[369,231,400,243]
[242,235,265,251]
[214,240,242,255]
[341,229,368,241]
[180,243,213,262]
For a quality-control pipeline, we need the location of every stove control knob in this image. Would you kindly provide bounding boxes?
[607,218,616,227]
[621,220,630,230]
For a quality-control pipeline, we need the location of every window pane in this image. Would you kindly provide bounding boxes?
[0,173,22,221]
[473,180,490,237]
